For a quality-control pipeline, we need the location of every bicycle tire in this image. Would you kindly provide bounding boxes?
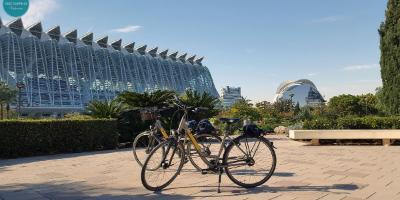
[141,139,185,191]
[223,135,276,188]
[132,131,163,167]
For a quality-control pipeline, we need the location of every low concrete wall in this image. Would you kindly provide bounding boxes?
[289,130,400,146]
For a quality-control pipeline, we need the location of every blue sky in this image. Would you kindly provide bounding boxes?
[0,0,387,102]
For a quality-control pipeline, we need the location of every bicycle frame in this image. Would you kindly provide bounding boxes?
[176,108,251,169]
[153,119,169,139]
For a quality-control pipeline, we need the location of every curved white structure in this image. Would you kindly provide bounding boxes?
[0,18,219,116]
[273,79,324,106]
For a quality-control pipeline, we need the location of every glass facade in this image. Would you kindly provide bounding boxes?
[0,19,218,114]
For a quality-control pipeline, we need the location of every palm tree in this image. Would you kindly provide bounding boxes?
[0,82,17,120]
[117,90,179,128]
[117,90,175,109]
[180,90,220,120]
[86,99,125,119]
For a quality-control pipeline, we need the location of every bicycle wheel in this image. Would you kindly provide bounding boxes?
[133,131,163,167]
[187,133,222,171]
[223,135,276,188]
[141,139,185,191]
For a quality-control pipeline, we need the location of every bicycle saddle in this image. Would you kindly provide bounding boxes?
[219,118,240,124]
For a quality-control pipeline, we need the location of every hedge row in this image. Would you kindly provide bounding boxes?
[303,116,400,129]
[0,119,119,158]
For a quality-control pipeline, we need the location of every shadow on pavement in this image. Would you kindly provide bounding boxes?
[0,179,361,200]
[0,181,191,200]
[273,172,295,177]
[0,149,131,167]
[162,183,360,198]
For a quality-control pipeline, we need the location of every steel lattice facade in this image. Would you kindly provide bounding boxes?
[0,18,218,116]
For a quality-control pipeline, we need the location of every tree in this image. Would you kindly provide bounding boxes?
[179,90,220,120]
[296,106,312,121]
[255,101,277,117]
[375,87,387,114]
[274,99,293,113]
[328,94,362,117]
[358,93,379,115]
[294,102,301,115]
[227,98,261,121]
[86,99,125,119]
[379,0,400,114]
[117,90,175,109]
[0,82,17,120]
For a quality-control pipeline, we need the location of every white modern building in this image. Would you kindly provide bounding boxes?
[0,18,219,116]
[273,79,325,107]
[220,86,242,108]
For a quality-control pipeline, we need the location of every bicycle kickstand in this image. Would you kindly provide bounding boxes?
[217,167,223,193]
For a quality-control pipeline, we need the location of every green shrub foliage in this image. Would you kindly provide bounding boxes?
[303,117,336,129]
[117,109,152,143]
[304,116,400,129]
[379,0,400,114]
[0,119,118,158]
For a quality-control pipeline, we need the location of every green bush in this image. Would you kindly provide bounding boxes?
[117,109,152,144]
[303,117,336,129]
[304,116,400,129]
[337,116,400,129]
[0,119,118,158]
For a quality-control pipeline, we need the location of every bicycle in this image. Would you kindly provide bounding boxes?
[132,107,171,167]
[140,98,277,192]
[132,107,222,171]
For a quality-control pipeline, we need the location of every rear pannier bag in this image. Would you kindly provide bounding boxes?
[242,124,264,137]
[196,119,216,134]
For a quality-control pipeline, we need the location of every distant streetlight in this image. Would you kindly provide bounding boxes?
[16,82,25,118]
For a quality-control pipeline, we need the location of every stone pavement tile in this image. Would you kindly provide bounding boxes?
[1,136,400,199]
[343,187,376,199]
[39,190,86,200]
[323,170,369,179]
[272,180,310,187]
[357,183,400,200]
[268,194,296,200]
[318,194,347,200]
[341,196,364,200]
[0,190,46,200]
[205,190,282,200]
[284,191,327,200]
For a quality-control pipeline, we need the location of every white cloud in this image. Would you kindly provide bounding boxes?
[310,16,343,24]
[22,0,59,26]
[343,64,380,71]
[111,25,142,33]
[307,73,318,76]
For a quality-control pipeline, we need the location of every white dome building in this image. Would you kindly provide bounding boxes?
[273,79,325,107]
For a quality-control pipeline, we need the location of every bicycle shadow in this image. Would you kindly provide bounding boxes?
[273,172,295,177]
[162,183,360,197]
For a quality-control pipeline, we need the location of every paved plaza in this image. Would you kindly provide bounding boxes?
[1,135,400,200]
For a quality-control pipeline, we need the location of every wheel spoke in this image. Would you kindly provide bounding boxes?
[224,136,276,187]
[141,140,184,191]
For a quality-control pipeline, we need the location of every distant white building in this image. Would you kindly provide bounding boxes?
[220,86,242,108]
[273,79,325,107]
